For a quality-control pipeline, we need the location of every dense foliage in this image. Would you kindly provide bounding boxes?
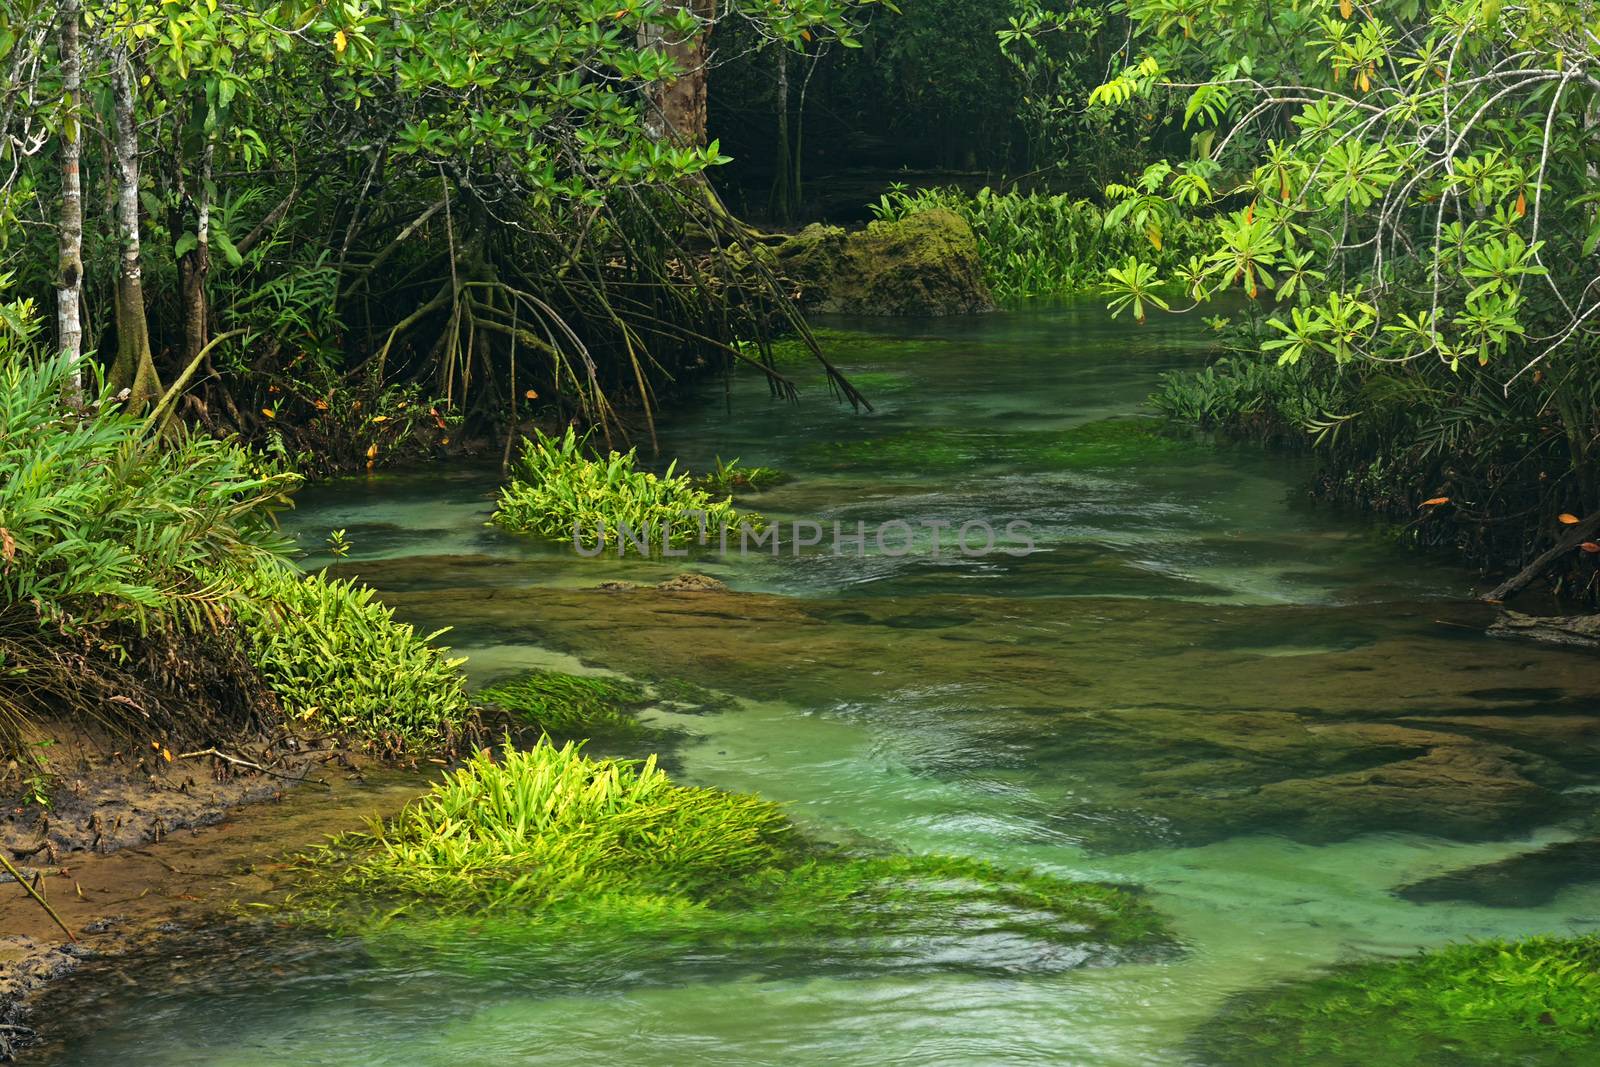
[493,426,755,548]
[0,296,471,761]
[0,0,881,461]
[1063,0,1600,588]
[869,184,1206,300]
[0,309,294,753]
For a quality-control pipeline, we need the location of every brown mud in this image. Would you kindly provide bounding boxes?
[0,746,438,1059]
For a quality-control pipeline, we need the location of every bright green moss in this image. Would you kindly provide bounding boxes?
[1196,936,1600,1066]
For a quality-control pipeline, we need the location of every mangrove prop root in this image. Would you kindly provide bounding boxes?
[0,850,76,942]
[176,747,330,789]
[1483,509,1600,602]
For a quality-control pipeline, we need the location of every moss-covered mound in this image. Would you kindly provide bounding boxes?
[776,210,995,316]
[304,740,1168,973]
[1194,936,1600,1066]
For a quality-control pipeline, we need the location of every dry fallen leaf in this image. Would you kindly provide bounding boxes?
[1420,497,1450,507]
[1558,513,1582,525]
[1581,542,1600,554]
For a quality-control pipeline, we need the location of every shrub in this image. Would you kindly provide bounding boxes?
[492,427,756,551]
[0,332,297,757]
[699,456,787,494]
[236,567,472,754]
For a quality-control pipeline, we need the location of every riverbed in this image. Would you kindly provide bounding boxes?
[36,301,1600,1065]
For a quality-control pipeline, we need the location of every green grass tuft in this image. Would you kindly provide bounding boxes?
[319,739,795,908]
[299,738,1171,973]
[238,567,472,753]
[1196,936,1600,1066]
[492,427,758,551]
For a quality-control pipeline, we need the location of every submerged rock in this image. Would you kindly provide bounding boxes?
[775,209,994,316]
[1397,837,1600,907]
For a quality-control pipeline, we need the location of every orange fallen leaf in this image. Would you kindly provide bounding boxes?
[261,407,275,419]
[1578,542,1600,553]
[313,399,329,411]
[1558,513,1581,525]
[1420,497,1450,507]
[525,389,539,399]
[365,443,378,460]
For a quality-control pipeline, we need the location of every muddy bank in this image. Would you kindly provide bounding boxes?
[0,750,438,1060]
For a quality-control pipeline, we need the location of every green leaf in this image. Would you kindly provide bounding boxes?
[213,228,244,268]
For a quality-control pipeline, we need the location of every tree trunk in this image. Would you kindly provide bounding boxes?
[108,46,161,409]
[178,134,213,365]
[642,0,714,145]
[55,0,84,394]
[769,46,794,222]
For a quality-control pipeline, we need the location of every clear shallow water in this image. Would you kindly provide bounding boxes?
[41,302,1600,1065]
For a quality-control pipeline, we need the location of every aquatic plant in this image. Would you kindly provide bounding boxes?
[237,567,471,753]
[303,737,1170,972]
[477,670,650,734]
[1195,936,1600,1066]
[324,739,795,908]
[493,428,757,550]
[699,457,787,494]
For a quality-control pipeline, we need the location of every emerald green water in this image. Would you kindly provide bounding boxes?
[41,303,1600,1064]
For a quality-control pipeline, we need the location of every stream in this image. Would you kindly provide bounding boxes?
[39,301,1600,1065]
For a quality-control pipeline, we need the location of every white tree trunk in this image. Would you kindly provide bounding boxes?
[55,0,84,394]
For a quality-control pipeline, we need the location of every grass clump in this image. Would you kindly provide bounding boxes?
[477,670,650,734]
[698,457,787,494]
[303,738,1170,975]
[493,427,756,551]
[237,567,471,754]
[1196,936,1600,1066]
[324,739,794,908]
